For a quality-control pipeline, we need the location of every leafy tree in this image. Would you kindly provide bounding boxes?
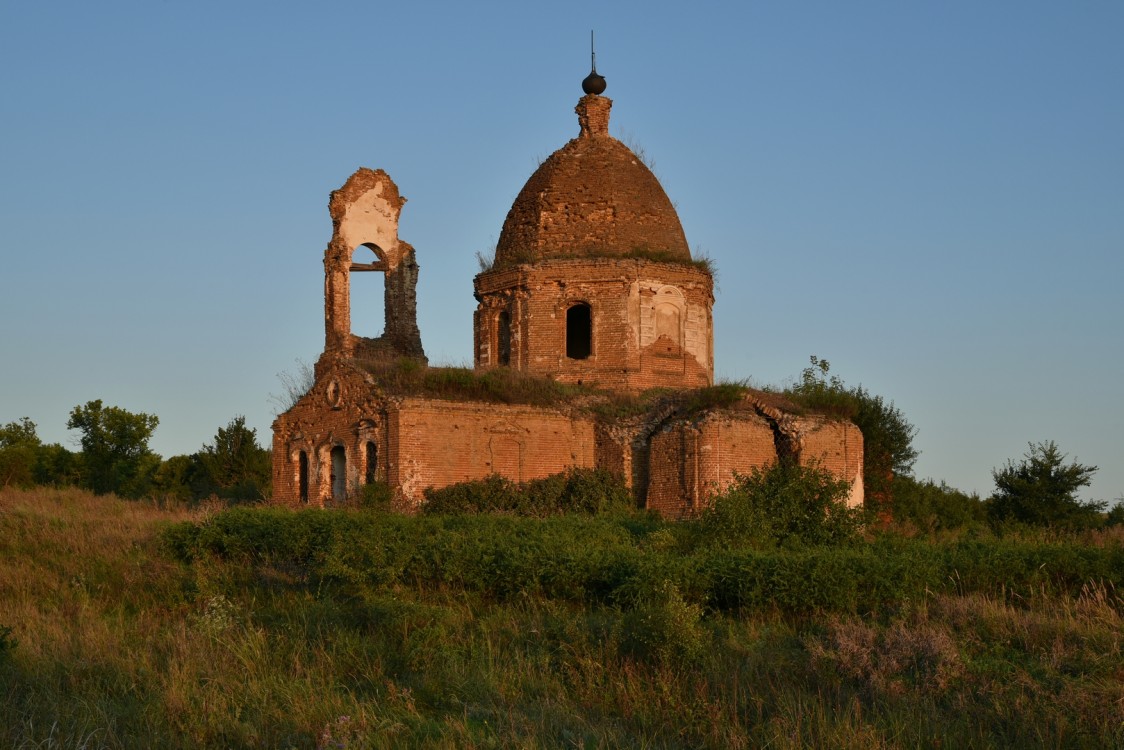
[988,441,1103,529]
[67,400,160,498]
[786,356,918,508]
[191,416,272,502]
[0,417,41,488]
[152,454,195,503]
[32,443,83,487]
[889,475,987,533]
[1106,500,1124,527]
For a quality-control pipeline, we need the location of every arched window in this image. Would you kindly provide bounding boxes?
[565,303,592,360]
[330,446,347,502]
[298,451,309,504]
[364,441,378,484]
[497,310,511,366]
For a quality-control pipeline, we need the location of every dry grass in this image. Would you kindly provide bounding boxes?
[3,486,1123,748]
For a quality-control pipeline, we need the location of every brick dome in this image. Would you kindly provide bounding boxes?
[494,94,691,267]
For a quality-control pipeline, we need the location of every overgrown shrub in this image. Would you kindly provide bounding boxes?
[422,468,633,517]
[162,504,1124,621]
[677,381,751,416]
[358,480,394,510]
[694,461,860,549]
[785,356,918,507]
[422,474,520,515]
[620,580,706,665]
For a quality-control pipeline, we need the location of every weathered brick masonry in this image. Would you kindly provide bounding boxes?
[272,78,864,515]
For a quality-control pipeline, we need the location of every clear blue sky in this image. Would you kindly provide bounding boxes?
[2,1,1121,504]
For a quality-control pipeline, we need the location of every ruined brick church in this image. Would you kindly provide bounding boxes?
[271,66,864,514]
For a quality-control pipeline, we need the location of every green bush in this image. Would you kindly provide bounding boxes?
[620,580,706,665]
[163,504,1124,621]
[694,461,860,549]
[785,356,918,507]
[422,468,633,517]
[358,480,394,510]
[422,474,520,515]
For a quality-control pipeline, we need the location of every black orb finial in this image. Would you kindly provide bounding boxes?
[582,30,606,95]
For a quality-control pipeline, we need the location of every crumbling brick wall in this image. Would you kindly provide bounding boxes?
[385,398,596,505]
[272,360,598,507]
[271,358,387,507]
[474,258,713,392]
[273,357,864,515]
[797,416,865,508]
[646,412,780,517]
[643,409,865,517]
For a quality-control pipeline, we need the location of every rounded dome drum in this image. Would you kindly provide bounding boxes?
[494,95,691,267]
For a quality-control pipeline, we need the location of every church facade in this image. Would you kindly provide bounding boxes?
[271,76,863,514]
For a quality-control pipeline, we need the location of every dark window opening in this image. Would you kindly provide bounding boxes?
[298,451,309,504]
[364,441,378,484]
[497,310,511,366]
[566,303,592,360]
[330,446,347,502]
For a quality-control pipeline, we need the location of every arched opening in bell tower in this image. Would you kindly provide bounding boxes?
[349,243,387,339]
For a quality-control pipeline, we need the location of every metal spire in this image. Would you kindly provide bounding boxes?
[582,30,607,95]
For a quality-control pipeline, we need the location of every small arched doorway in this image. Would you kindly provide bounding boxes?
[298,451,309,504]
[330,446,347,501]
[364,441,378,484]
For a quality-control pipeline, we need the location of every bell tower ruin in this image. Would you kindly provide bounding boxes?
[323,168,426,364]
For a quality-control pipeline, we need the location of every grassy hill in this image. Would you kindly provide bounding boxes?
[1,486,1122,748]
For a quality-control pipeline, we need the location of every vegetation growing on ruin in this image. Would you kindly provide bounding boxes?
[359,359,598,408]
[360,360,757,421]
[481,246,716,275]
[784,356,919,508]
